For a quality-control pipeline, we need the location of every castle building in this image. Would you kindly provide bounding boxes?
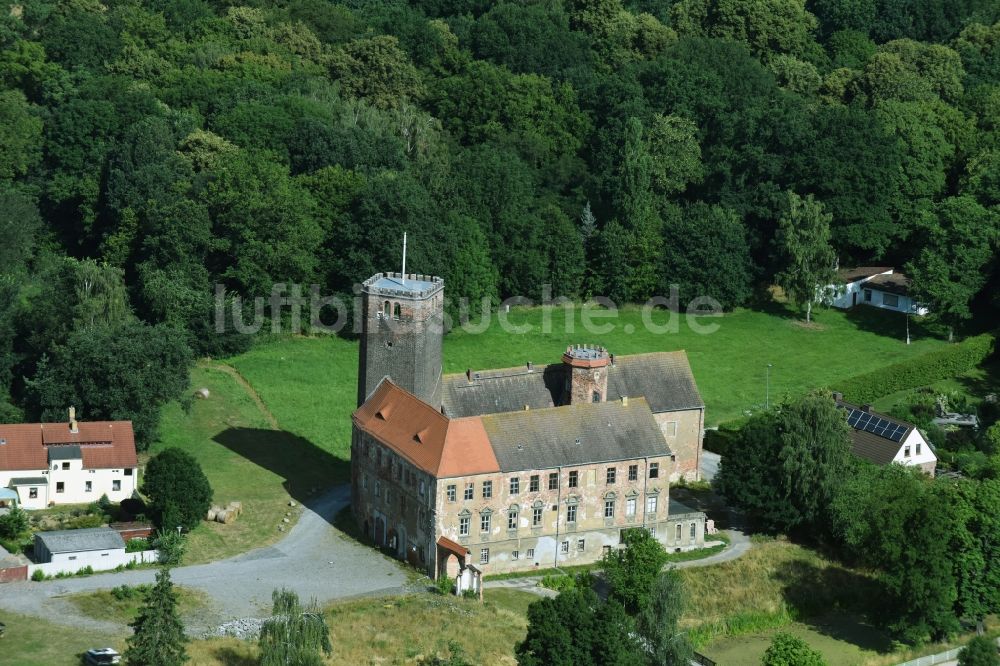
[351,272,707,577]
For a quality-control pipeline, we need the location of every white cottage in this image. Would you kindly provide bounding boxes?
[0,410,139,509]
[827,267,929,315]
[834,394,936,475]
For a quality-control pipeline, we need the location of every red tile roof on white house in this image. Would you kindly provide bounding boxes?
[0,421,138,472]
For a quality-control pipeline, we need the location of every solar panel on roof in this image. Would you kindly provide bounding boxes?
[845,408,910,443]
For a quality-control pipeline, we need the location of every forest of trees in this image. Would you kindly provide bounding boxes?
[0,0,998,435]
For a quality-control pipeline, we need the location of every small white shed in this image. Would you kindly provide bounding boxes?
[34,527,126,568]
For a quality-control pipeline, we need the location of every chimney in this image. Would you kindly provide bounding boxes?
[68,406,78,433]
[861,404,872,413]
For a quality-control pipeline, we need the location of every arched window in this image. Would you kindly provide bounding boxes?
[383,301,391,317]
[393,303,401,319]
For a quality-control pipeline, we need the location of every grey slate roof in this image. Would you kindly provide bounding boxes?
[35,527,125,554]
[479,398,670,472]
[48,445,81,461]
[441,351,703,418]
[9,477,47,485]
[668,498,704,517]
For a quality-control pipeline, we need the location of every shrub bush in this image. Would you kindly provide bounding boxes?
[540,574,576,593]
[31,569,46,581]
[126,537,150,553]
[433,576,453,595]
[0,506,28,539]
[834,333,994,404]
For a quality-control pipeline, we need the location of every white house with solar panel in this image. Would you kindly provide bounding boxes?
[834,393,936,476]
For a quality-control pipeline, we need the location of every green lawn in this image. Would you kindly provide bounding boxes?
[0,611,124,666]
[63,585,210,626]
[148,365,343,563]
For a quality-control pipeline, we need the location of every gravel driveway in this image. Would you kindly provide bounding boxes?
[0,485,410,633]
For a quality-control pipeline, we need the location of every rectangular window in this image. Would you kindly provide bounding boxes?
[664,421,678,437]
[566,504,577,523]
[917,441,922,455]
[56,482,64,494]
[883,292,899,308]
[29,487,38,499]
[112,480,121,492]
[61,462,70,470]
[649,463,659,479]
[532,506,543,526]
[606,467,616,484]
[512,550,520,560]
[68,556,77,561]
[419,480,425,497]
[85,481,92,493]
[481,513,491,532]
[561,541,569,554]
[464,483,474,500]
[459,516,470,536]
[482,481,493,499]
[690,523,697,540]
[904,445,911,457]
[676,524,682,540]
[628,464,638,481]
[124,468,133,476]
[864,289,872,302]
[568,471,578,488]
[447,484,456,502]
[526,548,535,559]
[509,477,520,495]
[508,511,518,530]
[480,548,489,564]
[530,475,539,492]
[646,496,658,515]
[577,538,585,551]
[375,481,381,498]
[548,473,558,490]
[626,497,636,517]
[604,499,615,518]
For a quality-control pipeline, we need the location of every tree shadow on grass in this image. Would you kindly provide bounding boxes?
[775,558,895,654]
[843,306,937,342]
[212,427,350,527]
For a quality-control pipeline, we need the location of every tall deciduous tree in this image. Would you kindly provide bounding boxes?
[516,585,645,666]
[25,322,191,447]
[907,197,1000,341]
[125,568,188,666]
[717,393,852,534]
[774,192,836,322]
[636,571,694,665]
[142,448,213,531]
[601,527,669,613]
[259,588,332,666]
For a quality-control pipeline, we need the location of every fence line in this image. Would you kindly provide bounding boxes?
[895,637,1000,666]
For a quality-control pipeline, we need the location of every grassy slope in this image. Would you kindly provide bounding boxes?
[185,589,534,665]
[148,365,339,563]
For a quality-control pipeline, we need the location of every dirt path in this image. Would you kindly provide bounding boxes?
[198,360,280,430]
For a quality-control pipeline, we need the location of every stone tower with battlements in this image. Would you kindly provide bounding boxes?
[562,344,610,404]
[357,272,444,408]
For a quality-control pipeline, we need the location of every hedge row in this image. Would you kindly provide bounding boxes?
[834,333,996,404]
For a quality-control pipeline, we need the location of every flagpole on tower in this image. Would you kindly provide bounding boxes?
[401,232,407,284]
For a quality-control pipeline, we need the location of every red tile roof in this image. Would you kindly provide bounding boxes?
[0,421,138,472]
[353,380,500,478]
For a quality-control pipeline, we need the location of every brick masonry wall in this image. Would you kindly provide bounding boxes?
[0,565,27,583]
[433,455,676,575]
[655,408,704,482]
